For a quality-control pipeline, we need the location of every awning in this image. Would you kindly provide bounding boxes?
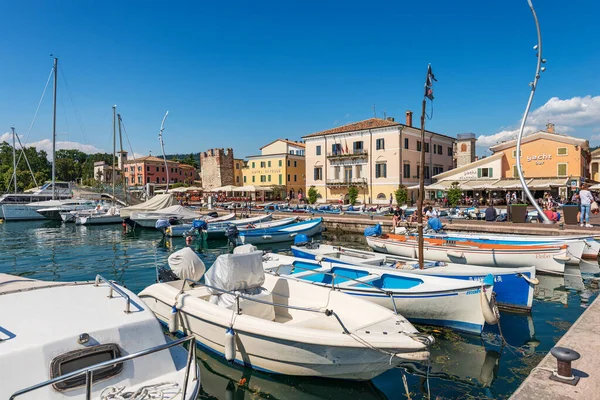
[589,183,600,190]
[489,179,533,189]
[462,180,499,190]
[528,178,569,189]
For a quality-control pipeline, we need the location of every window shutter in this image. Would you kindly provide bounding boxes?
[488,168,493,177]
[477,168,481,178]
[383,163,387,177]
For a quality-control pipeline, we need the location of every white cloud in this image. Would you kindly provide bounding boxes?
[477,95,600,148]
[0,132,103,160]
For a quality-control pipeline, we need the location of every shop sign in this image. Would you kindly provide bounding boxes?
[570,180,578,188]
[526,154,552,165]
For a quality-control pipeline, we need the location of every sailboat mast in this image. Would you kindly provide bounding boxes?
[112,105,117,205]
[117,113,127,205]
[417,96,426,270]
[51,57,58,200]
[11,126,17,194]
[158,111,169,194]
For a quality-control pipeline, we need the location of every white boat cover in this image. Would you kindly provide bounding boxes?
[138,205,200,219]
[204,251,275,320]
[168,247,206,281]
[233,244,258,254]
[120,194,178,219]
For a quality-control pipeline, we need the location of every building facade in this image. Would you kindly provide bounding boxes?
[233,158,244,186]
[429,124,590,201]
[122,156,195,186]
[303,115,456,204]
[200,148,235,190]
[242,139,306,199]
[589,148,600,182]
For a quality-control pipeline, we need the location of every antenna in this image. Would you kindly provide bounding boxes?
[372,104,376,118]
[383,109,387,120]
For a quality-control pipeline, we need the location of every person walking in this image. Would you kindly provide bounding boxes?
[579,184,594,227]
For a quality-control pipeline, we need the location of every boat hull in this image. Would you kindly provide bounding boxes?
[239,219,323,245]
[291,246,535,311]
[76,214,123,225]
[1,205,46,221]
[366,236,567,275]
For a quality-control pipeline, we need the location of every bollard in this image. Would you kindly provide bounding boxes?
[549,346,580,385]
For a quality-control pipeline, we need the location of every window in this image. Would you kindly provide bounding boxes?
[433,166,444,175]
[287,160,290,167]
[137,166,142,172]
[124,167,128,172]
[294,161,297,167]
[267,161,271,167]
[355,165,363,178]
[404,138,409,149]
[557,147,568,156]
[448,147,453,156]
[50,344,123,391]
[513,165,519,178]
[155,166,158,172]
[278,160,282,167]
[252,176,255,182]
[156,177,159,183]
[403,163,411,179]
[236,176,240,183]
[252,162,255,168]
[314,167,323,180]
[316,145,322,155]
[512,150,522,158]
[236,163,240,169]
[377,193,386,200]
[353,141,364,153]
[268,175,271,182]
[375,162,387,178]
[417,141,422,152]
[416,165,420,179]
[424,143,430,153]
[424,166,430,179]
[461,143,467,152]
[140,176,143,184]
[294,175,297,182]
[287,174,290,182]
[279,174,282,184]
[260,161,266,168]
[477,168,493,178]
[376,138,385,150]
[244,176,247,183]
[334,166,340,180]
[289,150,294,155]
[260,175,266,182]
[557,163,567,176]
[332,143,342,155]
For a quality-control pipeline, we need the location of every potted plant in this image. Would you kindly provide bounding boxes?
[510,203,528,223]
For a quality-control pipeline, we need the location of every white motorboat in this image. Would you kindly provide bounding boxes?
[130,205,201,228]
[205,212,237,223]
[262,253,498,335]
[139,248,433,380]
[237,218,323,245]
[0,273,200,399]
[291,243,536,311]
[0,182,73,220]
[76,206,123,225]
[36,200,98,221]
[2,199,95,221]
[366,233,570,275]
[165,216,297,238]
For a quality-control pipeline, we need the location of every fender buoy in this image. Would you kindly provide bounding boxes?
[225,327,236,362]
[168,304,178,333]
[480,276,498,325]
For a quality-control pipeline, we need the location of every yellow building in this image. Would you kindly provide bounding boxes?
[233,158,244,186]
[242,139,306,200]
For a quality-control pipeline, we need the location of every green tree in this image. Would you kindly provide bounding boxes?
[347,186,359,205]
[0,141,51,191]
[181,153,199,169]
[307,186,318,204]
[447,182,462,207]
[394,185,408,206]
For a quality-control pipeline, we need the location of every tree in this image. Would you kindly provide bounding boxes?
[347,186,359,205]
[394,185,408,206]
[307,186,318,204]
[447,182,462,207]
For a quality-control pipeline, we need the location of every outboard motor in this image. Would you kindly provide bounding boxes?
[155,219,171,235]
[225,225,239,249]
[294,234,310,247]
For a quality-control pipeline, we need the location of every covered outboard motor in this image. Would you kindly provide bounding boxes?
[364,224,382,237]
[192,219,208,230]
[155,219,171,235]
[294,234,310,247]
[427,217,443,232]
[225,225,239,248]
[158,247,206,283]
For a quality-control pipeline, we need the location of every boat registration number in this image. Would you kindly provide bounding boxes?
[535,253,551,259]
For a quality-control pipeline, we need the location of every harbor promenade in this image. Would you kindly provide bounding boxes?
[510,293,600,399]
[269,211,600,236]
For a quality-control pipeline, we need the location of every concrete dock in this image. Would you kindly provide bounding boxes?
[510,294,600,399]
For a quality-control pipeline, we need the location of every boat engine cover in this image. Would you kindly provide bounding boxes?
[168,247,206,281]
[233,244,258,254]
[211,287,276,321]
[205,251,265,293]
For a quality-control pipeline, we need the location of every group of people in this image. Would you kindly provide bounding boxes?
[391,205,439,229]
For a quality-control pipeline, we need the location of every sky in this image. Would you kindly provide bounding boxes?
[1,0,599,160]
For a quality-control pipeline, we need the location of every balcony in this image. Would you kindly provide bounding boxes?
[325,178,368,187]
[326,150,368,160]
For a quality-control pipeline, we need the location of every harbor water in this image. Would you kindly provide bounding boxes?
[1,220,598,399]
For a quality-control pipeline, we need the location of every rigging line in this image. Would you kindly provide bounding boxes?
[119,118,137,165]
[13,67,54,170]
[58,64,91,146]
[58,82,70,145]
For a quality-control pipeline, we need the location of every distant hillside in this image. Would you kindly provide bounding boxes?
[165,153,200,169]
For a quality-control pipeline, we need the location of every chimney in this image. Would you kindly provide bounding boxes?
[546,122,555,133]
[406,110,413,127]
[386,117,395,122]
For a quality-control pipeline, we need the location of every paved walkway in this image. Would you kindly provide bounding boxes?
[510,294,600,399]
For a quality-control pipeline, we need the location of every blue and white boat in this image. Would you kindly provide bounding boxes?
[262,252,498,335]
[291,243,536,311]
[238,218,323,245]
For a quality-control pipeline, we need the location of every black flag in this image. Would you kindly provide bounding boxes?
[425,64,437,100]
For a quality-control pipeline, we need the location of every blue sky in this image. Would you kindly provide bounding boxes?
[1,0,599,159]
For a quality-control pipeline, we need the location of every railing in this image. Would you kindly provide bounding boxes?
[325,178,368,187]
[94,274,133,313]
[326,150,368,159]
[10,335,197,400]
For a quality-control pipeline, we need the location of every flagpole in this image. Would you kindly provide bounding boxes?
[417,65,433,270]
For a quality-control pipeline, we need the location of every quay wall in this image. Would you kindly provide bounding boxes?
[509,294,600,399]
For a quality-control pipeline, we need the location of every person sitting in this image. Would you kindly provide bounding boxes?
[543,206,559,222]
[484,204,497,222]
[392,206,402,229]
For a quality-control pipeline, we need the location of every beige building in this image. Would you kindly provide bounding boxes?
[590,148,600,182]
[242,139,306,200]
[303,114,456,204]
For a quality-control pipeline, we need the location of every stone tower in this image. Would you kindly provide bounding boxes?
[200,148,235,190]
[456,133,477,168]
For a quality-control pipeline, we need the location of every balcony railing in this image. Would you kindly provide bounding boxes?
[325,178,368,187]
[326,150,368,159]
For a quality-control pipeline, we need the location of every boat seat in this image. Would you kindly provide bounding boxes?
[291,266,331,279]
[336,274,381,288]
